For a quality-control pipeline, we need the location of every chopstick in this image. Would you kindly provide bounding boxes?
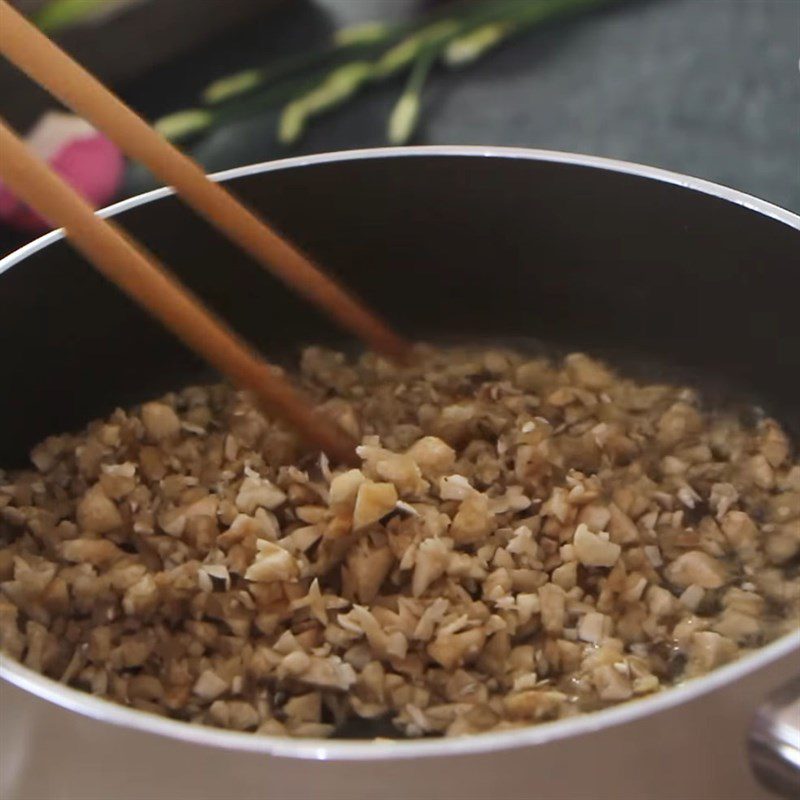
[0,1,411,363]
[0,118,357,465]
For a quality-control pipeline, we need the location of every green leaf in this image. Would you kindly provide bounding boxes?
[164,0,618,145]
[203,70,264,105]
[443,20,514,67]
[277,61,373,144]
[334,21,392,47]
[373,19,460,79]
[387,94,420,146]
[200,27,398,107]
[35,0,118,34]
[277,102,307,145]
[154,109,214,142]
[386,46,438,145]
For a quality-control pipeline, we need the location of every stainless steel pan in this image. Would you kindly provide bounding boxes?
[1,147,798,800]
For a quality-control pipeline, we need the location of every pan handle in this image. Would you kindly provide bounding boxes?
[748,675,800,798]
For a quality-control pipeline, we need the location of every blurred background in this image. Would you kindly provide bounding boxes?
[1,0,798,256]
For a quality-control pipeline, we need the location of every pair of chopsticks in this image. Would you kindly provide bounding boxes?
[0,2,411,464]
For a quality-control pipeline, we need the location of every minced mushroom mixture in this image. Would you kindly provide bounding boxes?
[1,346,799,739]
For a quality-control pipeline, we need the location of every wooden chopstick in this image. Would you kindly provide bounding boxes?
[0,118,357,465]
[0,1,410,363]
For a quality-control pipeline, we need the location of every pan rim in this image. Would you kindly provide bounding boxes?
[2,145,798,280]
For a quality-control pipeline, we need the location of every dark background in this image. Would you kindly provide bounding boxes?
[2,0,798,257]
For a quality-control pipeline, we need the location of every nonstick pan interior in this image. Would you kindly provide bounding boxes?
[1,150,798,467]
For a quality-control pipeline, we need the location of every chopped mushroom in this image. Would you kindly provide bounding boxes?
[244,541,298,583]
[573,524,621,568]
[0,344,797,741]
[592,664,632,701]
[299,656,357,690]
[329,469,365,508]
[407,437,456,477]
[194,670,229,700]
[538,584,566,634]
[450,493,493,544]
[503,690,565,721]
[141,402,181,442]
[428,628,486,670]
[352,482,398,530]
[687,631,737,675]
[76,485,122,534]
[665,551,727,589]
[235,475,286,514]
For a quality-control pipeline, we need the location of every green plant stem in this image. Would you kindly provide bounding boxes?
[161,0,616,145]
[34,0,120,33]
[387,46,439,145]
[278,61,374,144]
[277,14,468,145]
[156,72,327,143]
[443,0,608,67]
[202,24,404,105]
[204,1,513,108]
[277,0,579,145]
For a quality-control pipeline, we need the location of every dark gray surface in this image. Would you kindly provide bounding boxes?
[1,0,798,260]
[0,0,282,131]
[120,0,800,213]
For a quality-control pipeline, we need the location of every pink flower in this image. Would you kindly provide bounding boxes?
[0,112,124,233]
